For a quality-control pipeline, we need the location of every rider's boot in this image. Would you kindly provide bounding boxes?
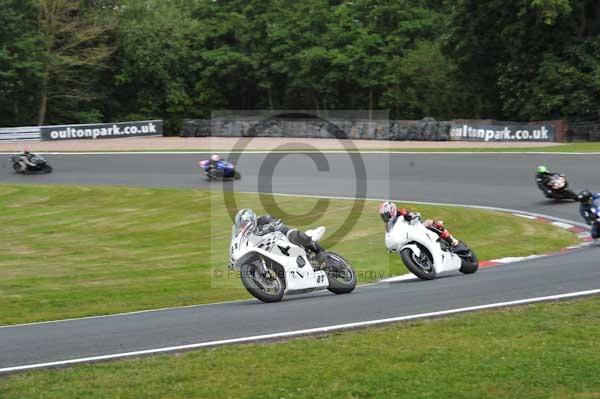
[313,242,328,264]
[440,230,459,247]
[288,229,328,264]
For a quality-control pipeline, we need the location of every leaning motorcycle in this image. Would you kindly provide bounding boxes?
[385,217,478,280]
[229,225,356,302]
[199,159,241,180]
[581,198,600,239]
[537,173,578,201]
[11,154,53,174]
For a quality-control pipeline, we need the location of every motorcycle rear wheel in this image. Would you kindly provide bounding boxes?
[240,262,285,303]
[12,162,25,173]
[400,244,436,280]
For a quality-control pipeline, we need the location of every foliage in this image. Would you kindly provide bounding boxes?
[446,0,600,120]
[0,0,599,126]
[36,0,116,125]
[0,0,43,126]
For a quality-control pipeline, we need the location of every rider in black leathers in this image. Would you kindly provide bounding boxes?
[577,190,600,239]
[535,165,556,196]
[577,190,599,224]
[17,150,37,170]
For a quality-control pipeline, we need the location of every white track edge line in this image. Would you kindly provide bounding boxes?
[2,288,599,374]
[236,190,589,229]
[0,192,587,330]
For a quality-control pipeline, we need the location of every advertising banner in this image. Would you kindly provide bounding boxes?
[450,123,555,142]
[41,120,162,141]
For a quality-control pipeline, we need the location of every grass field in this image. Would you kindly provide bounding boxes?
[2,296,599,398]
[0,184,578,325]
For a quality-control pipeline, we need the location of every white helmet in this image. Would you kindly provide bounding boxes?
[234,209,257,233]
[379,201,397,223]
[211,154,221,162]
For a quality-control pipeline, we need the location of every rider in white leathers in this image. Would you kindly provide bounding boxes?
[379,201,458,246]
[235,209,328,262]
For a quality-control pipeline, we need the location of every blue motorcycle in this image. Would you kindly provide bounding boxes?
[199,159,241,180]
[580,193,600,239]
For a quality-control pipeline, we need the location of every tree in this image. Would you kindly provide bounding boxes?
[36,0,115,125]
[0,0,42,126]
[382,41,466,119]
[446,0,600,120]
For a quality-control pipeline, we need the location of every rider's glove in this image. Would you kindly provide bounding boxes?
[260,224,276,234]
[405,212,421,221]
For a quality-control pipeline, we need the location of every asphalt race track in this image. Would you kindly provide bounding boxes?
[1,151,599,372]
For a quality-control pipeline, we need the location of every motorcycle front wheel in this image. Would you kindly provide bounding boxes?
[240,261,285,303]
[454,242,479,274]
[43,164,53,173]
[400,244,436,280]
[324,252,356,294]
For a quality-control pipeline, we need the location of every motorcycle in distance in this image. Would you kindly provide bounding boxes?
[537,173,578,201]
[229,224,356,302]
[385,216,478,280]
[199,159,241,180]
[11,154,53,174]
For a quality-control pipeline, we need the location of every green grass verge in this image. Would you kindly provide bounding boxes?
[2,296,600,398]
[0,184,578,325]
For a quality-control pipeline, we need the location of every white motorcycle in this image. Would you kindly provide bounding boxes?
[229,225,356,302]
[385,217,478,280]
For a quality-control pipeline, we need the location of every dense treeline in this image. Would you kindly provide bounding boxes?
[1,0,599,130]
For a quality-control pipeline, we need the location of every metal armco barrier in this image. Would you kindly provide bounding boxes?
[0,126,42,142]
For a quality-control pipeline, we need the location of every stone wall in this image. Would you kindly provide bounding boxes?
[181,117,452,141]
